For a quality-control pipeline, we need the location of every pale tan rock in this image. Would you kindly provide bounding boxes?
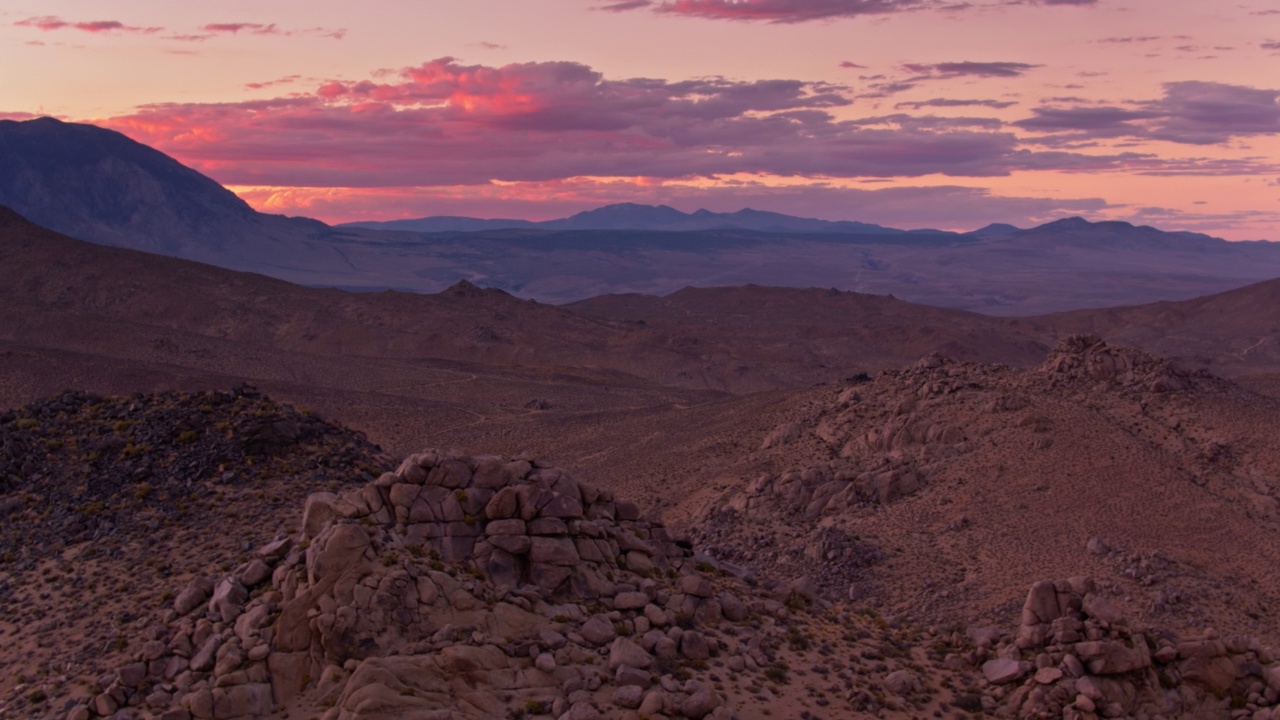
[302,492,339,539]
[982,658,1027,685]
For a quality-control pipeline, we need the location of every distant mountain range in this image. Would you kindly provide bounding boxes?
[339,203,933,235]
[1,116,1278,314]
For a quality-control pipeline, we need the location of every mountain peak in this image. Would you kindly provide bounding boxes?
[0,117,262,255]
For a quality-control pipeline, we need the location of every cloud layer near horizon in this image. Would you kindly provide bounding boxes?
[99,57,1278,199]
[1017,81,1280,145]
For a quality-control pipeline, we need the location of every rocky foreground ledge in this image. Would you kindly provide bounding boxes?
[43,448,1280,720]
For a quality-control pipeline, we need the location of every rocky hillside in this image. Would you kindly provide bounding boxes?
[0,387,390,715]
[5,444,1279,720]
[691,336,1280,643]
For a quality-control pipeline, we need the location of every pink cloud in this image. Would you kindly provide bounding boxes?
[102,57,1152,190]
[198,22,345,39]
[1016,81,1280,145]
[895,98,1018,110]
[202,22,281,35]
[245,75,303,90]
[605,0,933,22]
[900,61,1040,78]
[597,0,654,10]
[14,15,162,34]
[598,0,1097,22]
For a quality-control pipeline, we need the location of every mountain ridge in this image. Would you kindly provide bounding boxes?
[3,116,1280,314]
[340,201,923,235]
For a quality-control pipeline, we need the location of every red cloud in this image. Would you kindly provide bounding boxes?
[14,16,162,34]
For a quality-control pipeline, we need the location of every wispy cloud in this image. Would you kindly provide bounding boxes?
[14,16,162,34]
[197,23,346,39]
[13,16,345,41]
[597,0,654,10]
[1096,36,1161,44]
[597,0,1098,22]
[606,0,931,22]
[855,60,1039,98]
[895,98,1017,110]
[202,22,281,35]
[1016,81,1280,145]
[901,61,1040,78]
[245,75,303,90]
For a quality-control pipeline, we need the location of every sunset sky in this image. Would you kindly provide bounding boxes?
[2,0,1279,238]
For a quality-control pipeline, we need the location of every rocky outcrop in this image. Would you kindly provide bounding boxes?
[958,577,1280,720]
[1040,335,1202,393]
[73,451,773,720]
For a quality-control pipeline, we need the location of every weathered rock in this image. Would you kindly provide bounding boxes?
[983,658,1027,685]
[612,684,644,709]
[529,536,580,565]
[608,637,654,670]
[189,635,222,673]
[1086,537,1110,556]
[614,591,649,610]
[208,577,249,623]
[885,669,917,696]
[1022,580,1061,626]
[679,575,715,599]
[173,578,214,616]
[302,492,338,539]
[581,615,617,646]
[1082,593,1124,625]
[237,558,273,588]
[680,685,721,719]
[212,684,273,717]
[1076,640,1149,675]
[485,518,526,536]
[1031,666,1063,685]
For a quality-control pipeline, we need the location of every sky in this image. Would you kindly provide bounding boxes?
[2,0,1279,239]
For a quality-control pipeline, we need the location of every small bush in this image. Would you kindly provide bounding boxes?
[764,661,790,685]
[953,693,983,714]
